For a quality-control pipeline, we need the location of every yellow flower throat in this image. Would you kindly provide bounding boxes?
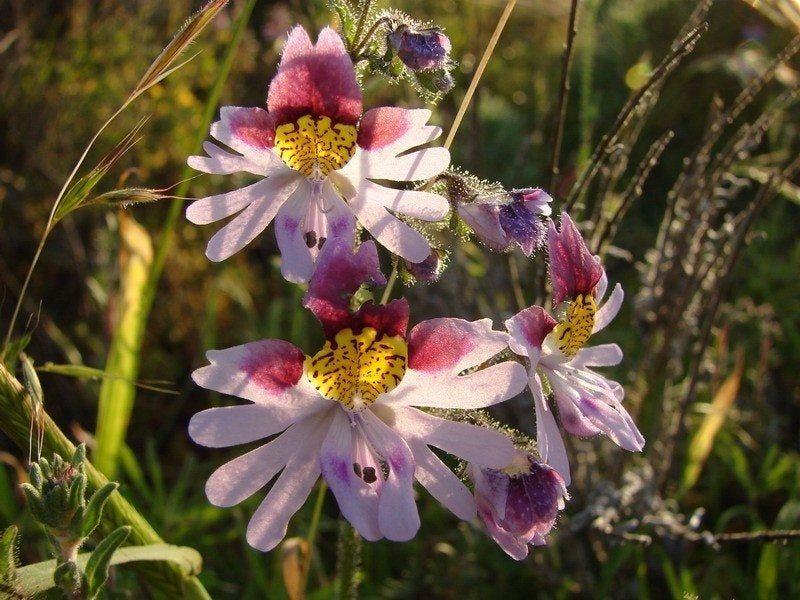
[553,294,597,357]
[274,115,357,179]
[305,328,407,411]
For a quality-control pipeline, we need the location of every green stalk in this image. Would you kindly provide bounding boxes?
[334,521,362,600]
[93,0,258,477]
[0,363,210,598]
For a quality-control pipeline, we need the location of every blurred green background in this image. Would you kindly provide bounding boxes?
[1,0,799,597]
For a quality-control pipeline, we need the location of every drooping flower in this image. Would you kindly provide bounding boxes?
[188,239,528,551]
[505,213,644,484]
[468,451,568,560]
[186,26,450,282]
[387,24,452,72]
[457,187,552,256]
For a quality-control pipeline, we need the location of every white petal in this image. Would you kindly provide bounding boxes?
[573,344,623,368]
[205,411,329,506]
[531,373,571,485]
[358,180,449,222]
[202,175,299,262]
[593,283,624,333]
[390,406,515,469]
[407,438,476,521]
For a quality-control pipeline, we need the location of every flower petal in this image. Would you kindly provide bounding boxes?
[346,146,451,182]
[505,306,557,359]
[188,141,273,176]
[530,373,571,486]
[192,338,328,410]
[302,238,385,336]
[592,283,624,333]
[357,179,449,222]
[573,344,623,368]
[205,411,330,506]
[389,407,515,469]
[268,26,361,126]
[275,186,315,283]
[478,502,530,560]
[320,410,382,541]
[357,108,442,154]
[211,107,276,156]
[201,175,300,262]
[407,318,509,374]
[548,212,604,305]
[361,410,419,541]
[245,426,325,552]
[392,362,527,410]
[189,404,294,448]
[406,438,477,521]
[457,203,509,252]
[347,191,432,263]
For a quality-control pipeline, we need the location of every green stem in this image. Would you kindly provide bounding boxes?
[351,0,374,52]
[334,520,362,600]
[0,364,210,599]
[300,482,327,594]
[380,261,399,305]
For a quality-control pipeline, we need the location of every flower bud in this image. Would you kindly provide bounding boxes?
[403,249,444,283]
[387,24,451,71]
[497,188,552,256]
[468,452,568,560]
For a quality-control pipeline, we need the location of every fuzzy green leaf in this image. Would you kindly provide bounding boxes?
[0,526,19,583]
[79,483,118,539]
[85,526,131,599]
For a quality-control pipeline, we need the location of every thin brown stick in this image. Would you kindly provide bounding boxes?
[549,0,580,193]
[443,0,518,150]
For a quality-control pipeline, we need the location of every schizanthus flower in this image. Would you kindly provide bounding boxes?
[187,26,450,281]
[189,239,527,550]
[505,213,644,484]
[454,182,552,256]
[469,451,567,560]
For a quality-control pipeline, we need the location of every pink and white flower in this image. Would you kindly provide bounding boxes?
[468,451,568,560]
[188,239,527,551]
[186,26,450,282]
[504,213,644,485]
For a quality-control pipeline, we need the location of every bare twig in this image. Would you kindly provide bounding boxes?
[549,0,580,193]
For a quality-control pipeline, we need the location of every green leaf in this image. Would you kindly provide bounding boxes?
[93,213,154,479]
[79,483,118,539]
[68,473,87,508]
[14,543,202,595]
[85,526,131,599]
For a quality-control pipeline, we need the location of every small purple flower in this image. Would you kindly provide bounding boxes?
[468,452,568,560]
[388,24,451,72]
[498,189,552,256]
[458,187,552,256]
[403,249,442,283]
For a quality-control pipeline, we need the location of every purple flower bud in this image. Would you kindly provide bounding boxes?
[548,212,603,305]
[468,453,568,560]
[457,187,552,256]
[404,250,442,283]
[387,24,451,72]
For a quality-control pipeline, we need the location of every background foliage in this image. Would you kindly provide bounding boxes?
[0,0,798,597]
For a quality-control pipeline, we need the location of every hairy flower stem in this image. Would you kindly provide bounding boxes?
[335,521,362,600]
[443,0,517,150]
[0,363,211,599]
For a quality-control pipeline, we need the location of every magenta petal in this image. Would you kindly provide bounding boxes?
[505,305,557,358]
[302,238,385,332]
[268,26,362,126]
[407,317,509,374]
[548,212,604,305]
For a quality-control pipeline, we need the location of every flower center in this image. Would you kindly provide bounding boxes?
[552,294,596,357]
[305,327,407,411]
[274,114,357,180]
